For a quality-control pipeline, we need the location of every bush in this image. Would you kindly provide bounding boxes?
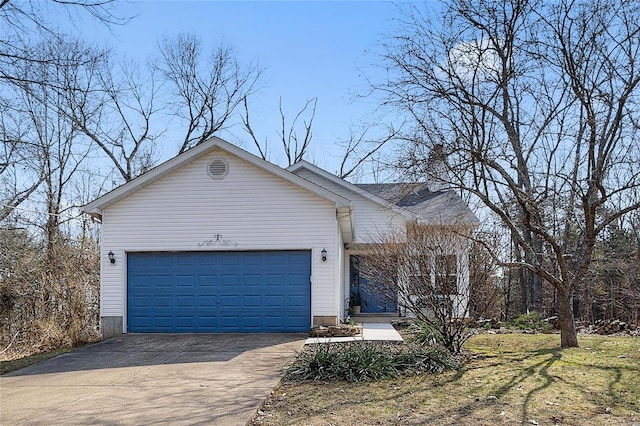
[284,341,458,383]
[407,321,443,346]
[0,231,100,359]
[505,312,554,333]
[406,319,475,353]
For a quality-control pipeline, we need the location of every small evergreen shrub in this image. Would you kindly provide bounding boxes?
[505,312,554,333]
[284,341,458,382]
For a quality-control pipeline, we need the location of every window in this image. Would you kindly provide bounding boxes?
[435,254,458,295]
[404,253,432,306]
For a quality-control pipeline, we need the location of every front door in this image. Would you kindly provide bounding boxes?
[349,255,397,313]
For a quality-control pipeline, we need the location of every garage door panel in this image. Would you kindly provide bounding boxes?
[128,251,310,332]
[177,255,194,266]
[198,316,217,328]
[221,275,239,287]
[266,275,284,287]
[221,295,239,306]
[176,296,194,308]
[154,276,172,288]
[198,275,216,286]
[244,275,261,286]
[153,254,173,267]
[289,295,308,308]
[130,316,151,329]
[243,295,262,308]
[289,252,311,264]
[198,295,217,307]
[176,276,194,287]
[154,316,172,329]
[265,295,283,307]
[176,316,195,328]
[285,314,309,327]
[131,276,151,289]
[131,295,151,308]
[266,253,285,265]
[243,253,262,265]
[221,254,241,266]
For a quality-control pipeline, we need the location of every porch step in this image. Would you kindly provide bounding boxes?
[351,313,401,323]
[305,323,404,344]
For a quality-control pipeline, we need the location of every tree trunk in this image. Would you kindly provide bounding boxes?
[557,289,579,348]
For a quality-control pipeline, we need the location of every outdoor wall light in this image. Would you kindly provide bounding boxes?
[321,248,327,262]
[108,251,116,264]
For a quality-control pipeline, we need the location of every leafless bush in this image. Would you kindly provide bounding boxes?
[0,229,100,359]
[359,224,474,353]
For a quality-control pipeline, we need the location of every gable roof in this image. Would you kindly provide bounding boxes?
[287,161,417,221]
[288,161,479,227]
[83,137,353,220]
[356,183,480,226]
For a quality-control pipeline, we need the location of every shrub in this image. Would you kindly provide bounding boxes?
[407,320,443,346]
[0,231,100,359]
[284,341,458,383]
[505,312,554,333]
[407,319,476,353]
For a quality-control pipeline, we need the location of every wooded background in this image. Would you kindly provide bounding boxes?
[1,0,639,355]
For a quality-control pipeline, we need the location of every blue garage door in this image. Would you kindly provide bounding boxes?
[127,251,311,332]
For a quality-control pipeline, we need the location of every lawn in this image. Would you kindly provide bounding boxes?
[252,334,640,425]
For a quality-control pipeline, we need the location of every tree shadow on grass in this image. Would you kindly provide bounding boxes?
[334,345,634,425]
[431,345,633,424]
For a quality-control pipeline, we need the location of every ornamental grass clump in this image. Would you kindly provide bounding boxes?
[284,341,457,383]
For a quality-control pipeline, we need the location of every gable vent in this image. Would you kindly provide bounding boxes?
[207,158,228,179]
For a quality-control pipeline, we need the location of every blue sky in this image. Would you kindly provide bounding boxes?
[70,0,421,173]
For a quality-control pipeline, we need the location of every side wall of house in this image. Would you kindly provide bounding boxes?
[100,148,339,333]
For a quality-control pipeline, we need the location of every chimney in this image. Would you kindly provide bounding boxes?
[425,143,451,191]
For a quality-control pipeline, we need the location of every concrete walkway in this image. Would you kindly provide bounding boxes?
[304,322,404,344]
[0,333,305,425]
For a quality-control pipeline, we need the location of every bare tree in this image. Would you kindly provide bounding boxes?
[0,106,43,221]
[12,39,98,263]
[468,228,503,320]
[0,0,127,215]
[378,0,640,347]
[158,34,263,154]
[337,122,402,179]
[242,96,317,166]
[0,0,127,86]
[69,56,164,183]
[0,38,103,354]
[359,224,474,353]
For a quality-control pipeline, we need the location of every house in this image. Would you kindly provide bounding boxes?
[83,137,479,338]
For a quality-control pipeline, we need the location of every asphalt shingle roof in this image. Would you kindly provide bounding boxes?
[355,183,480,226]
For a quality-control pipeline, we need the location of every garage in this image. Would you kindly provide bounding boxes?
[127,250,311,332]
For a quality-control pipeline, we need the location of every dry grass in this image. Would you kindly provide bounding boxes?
[252,334,640,425]
[0,347,76,375]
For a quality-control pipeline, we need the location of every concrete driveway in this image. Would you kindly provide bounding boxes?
[0,333,305,425]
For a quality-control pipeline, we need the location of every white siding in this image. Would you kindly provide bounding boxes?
[100,148,339,324]
[293,169,407,242]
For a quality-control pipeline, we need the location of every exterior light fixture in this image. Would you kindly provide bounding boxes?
[321,248,327,262]
[108,251,116,264]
